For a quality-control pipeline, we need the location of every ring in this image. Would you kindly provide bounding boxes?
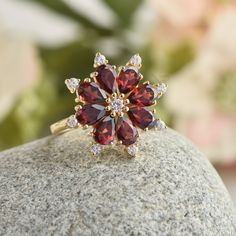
[50,53,167,156]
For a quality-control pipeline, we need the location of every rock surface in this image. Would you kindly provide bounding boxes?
[0,128,235,236]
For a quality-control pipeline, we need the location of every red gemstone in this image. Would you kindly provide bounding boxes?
[129,84,157,106]
[76,104,106,125]
[93,116,115,145]
[117,67,141,94]
[96,65,117,94]
[128,107,154,130]
[77,82,106,104]
[116,117,138,146]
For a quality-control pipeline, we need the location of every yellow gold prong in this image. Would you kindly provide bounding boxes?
[153,100,157,106]
[153,108,156,114]
[83,125,89,130]
[112,93,117,98]
[69,89,75,93]
[112,65,116,69]
[118,66,125,72]
[74,105,82,111]
[140,74,143,80]
[119,93,125,98]
[106,98,111,103]
[119,140,123,144]
[110,111,116,117]
[124,99,130,105]
[110,142,114,146]
[118,112,124,117]
[90,72,98,78]
[143,81,150,85]
[75,97,80,103]
[105,106,111,111]
[144,127,149,131]
[123,106,129,112]
[84,78,91,83]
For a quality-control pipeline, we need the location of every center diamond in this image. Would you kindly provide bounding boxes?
[111,98,124,112]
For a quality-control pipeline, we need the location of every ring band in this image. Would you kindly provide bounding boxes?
[50,118,71,135]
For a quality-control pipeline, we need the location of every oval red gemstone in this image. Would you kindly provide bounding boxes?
[128,107,154,130]
[96,65,117,94]
[117,67,141,94]
[116,117,138,146]
[77,82,106,104]
[93,116,115,145]
[129,84,157,106]
[76,104,106,125]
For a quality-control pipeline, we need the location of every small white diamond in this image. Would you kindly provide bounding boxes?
[65,78,79,93]
[127,144,138,156]
[130,54,142,68]
[91,144,102,156]
[111,99,124,112]
[66,115,78,128]
[156,83,167,94]
[156,120,166,131]
[94,53,106,67]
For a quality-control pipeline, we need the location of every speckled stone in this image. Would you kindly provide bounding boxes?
[0,128,235,236]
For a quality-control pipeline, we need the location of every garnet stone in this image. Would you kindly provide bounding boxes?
[76,104,106,125]
[128,107,154,129]
[117,67,141,94]
[96,65,117,94]
[129,84,157,106]
[77,82,106,104]
[116,117,138,145]
[93,116,115,145]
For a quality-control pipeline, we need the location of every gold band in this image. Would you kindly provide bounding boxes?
[50,118,71,135]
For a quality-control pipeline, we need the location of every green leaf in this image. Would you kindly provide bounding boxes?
[26,0,114,36]
[40,40,95,82]
[102,0,143,27]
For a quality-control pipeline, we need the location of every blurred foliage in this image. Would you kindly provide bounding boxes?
[215,72,236,115]
[164,41,195,75]
[0,0,196,150]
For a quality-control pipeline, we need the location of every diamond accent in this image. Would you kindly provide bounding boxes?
[94,53,107,67]
[91,144,102,156]
[129,54,142,68]
[111,99,124,112]
[156,119,166,131]
[65,78,79,93]
[156,83,167,95]
[127,144,138,156]
[63,53,167,155]
[67,115,78,128]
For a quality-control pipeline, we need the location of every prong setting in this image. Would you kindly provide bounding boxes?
[65,78,80,93]
[62,52,167,157]
[127,54,142,69]
[94,52,107,68]
[66,115,78,128]
[84,78,91,83]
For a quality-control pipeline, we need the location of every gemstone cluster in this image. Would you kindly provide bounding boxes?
[65,53,167,156]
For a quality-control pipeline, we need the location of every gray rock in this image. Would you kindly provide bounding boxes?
[0,128,235,236]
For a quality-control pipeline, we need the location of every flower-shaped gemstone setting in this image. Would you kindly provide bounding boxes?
[65,53,167,156]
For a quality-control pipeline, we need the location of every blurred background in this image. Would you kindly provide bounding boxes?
[0,0,235,203]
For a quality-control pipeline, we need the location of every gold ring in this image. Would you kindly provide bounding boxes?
[50,53,167,156]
